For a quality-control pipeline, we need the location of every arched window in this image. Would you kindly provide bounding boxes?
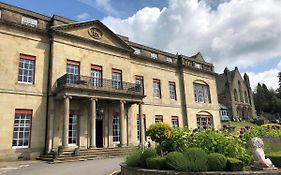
[244,91,248,103]
[238,81,243,102]
[193,80,211,103]
[196,111,213,127]
[234,89,238,101]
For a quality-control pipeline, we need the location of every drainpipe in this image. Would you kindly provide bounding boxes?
[177,55,188,127]
[44,17,54,154]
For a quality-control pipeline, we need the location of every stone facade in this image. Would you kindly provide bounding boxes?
[216,67,256,120]
[0,2,220,161]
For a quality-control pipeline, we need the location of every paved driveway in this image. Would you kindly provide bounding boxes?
[0,157,123,175]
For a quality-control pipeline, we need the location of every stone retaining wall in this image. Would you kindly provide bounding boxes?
[121,165,281,175]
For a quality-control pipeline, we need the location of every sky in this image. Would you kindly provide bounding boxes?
[2,0,281,90]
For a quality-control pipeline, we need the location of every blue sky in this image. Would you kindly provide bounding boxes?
[2,0,281,90]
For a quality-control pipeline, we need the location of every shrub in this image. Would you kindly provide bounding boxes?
[267,154,281,168]
[146,156,166,170]
[165,152,187,171]
[183,147,208,172]
[226,157,244,171]
[207,153,227,171]
[126,150,142,167]
[139,148,157,167]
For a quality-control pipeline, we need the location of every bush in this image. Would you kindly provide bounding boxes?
[207,153,227,171]
[165,152,187,171]
[139,148,157,167]
[183,147,208,172]
[226,157,244,171]
[126,150,142,167]
[146,156,166,170]
[267,154,281,168]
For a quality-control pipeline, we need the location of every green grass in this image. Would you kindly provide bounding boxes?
[222,121,257,128]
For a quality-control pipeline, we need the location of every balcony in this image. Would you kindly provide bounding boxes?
[55,74,144,97]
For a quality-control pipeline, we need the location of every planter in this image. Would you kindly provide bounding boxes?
[121,164,281,175]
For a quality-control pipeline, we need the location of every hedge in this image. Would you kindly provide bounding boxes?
[226,157,244,171]
[146,156,166,170]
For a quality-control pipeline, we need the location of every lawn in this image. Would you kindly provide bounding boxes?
[221,121,257,128]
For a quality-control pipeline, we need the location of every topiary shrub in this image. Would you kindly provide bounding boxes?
[139,148,157,167]
[183,147,208,172]
[165,151,187,171]
[226,157,244,171]
[207,153,227,171]
[146,156,166,170]
[126,150,142,167]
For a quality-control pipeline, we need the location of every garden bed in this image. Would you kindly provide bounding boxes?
[121,164,281,175]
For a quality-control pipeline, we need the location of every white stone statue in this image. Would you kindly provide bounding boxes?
[249,137,276,169]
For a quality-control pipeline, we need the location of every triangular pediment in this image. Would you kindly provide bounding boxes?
[195,52,205,62]
[51,20,133,52]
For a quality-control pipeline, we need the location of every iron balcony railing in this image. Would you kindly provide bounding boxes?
[56,74,144,95]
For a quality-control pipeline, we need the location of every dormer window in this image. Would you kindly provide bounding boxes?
[194,63,203,69]
[166,57,173,63]
[150,52,158,60]
[133,47,141,55]
[21,16,38,28]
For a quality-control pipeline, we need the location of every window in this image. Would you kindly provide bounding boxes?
[12,109,32,148]
[234,89,238,101]
[169,81,176,100]
[193,83,210,103]
[153,79,161,98]
[238,81,243,102]
[150,52,158,60]
[166,57,173,63]
[196,115,213,127]
[68,113,78,144]
[135,75,144,93]
[244,91,248,103]
[155,115,163,123]
[171,116,179,128]
[112,115,120,143]
[137,114,146,141]
[91,65,102,87]
[133,47,141,55]
[21,16,38,28]
[194,63,203,69]
[18,54,35,84]
[66,60,80,83]
[0,9,2,19]
[112,69,122,89]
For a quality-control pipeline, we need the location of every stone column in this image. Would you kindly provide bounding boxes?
[63,96,71,148]
[90,98,97,148]
[139,102,145,147]
[120,100,127,146]
[103,103,109,148]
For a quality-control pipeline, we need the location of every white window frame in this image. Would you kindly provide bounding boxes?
[155,115,163,123]
[113,115,120,143]
[68,114,78,145]
[133,47,141,55]
[112,71,122,89]
[150,52,158,60]
[66,63,79,83]
[12,111,32,149]
[194,83,210,103]
[18,57,35,84]
[166,57,173,63]
[171,117,179,128]
[196,115,213,127]
[153,80,161,98]
[21,16,38,28]
[169,82,176,100]
[91,68,102,87]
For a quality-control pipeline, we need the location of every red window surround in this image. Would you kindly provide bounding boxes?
[91,64,102,70]
[155,115,163,122]
[15,109,33,115]
[135,75,143,80]
[112,68,122,73]
[20,54,36,61]
[67,59,80,66]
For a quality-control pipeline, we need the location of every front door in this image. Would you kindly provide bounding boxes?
[69,113,78,145]
[96,111,103,147]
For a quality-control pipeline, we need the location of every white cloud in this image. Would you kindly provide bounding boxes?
[76,12,90,21]
[77,0,118,16]
[247,60,281,90]
[102,0,281,88]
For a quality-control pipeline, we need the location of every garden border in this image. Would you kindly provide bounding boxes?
[121,164,281,175]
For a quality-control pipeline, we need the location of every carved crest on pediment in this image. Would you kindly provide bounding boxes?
[88,27,103,39]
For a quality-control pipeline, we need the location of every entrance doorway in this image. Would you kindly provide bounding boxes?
[96,111,103,147]
[69,113,78,145]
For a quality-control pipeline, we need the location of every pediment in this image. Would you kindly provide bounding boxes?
[51,20,133,52]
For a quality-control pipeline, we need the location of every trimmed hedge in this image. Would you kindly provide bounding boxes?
[126,150,142,167]
[183,148,208,172]
[226,157,244,171]
[146,156,166,170]
[207,153,227,171]
[267,155,281,168]
[139,148,157,168]
[166,152,187,171]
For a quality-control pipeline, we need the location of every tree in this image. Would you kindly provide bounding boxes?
[277,72,281,98]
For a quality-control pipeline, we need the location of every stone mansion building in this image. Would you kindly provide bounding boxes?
[0,2,221,160]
